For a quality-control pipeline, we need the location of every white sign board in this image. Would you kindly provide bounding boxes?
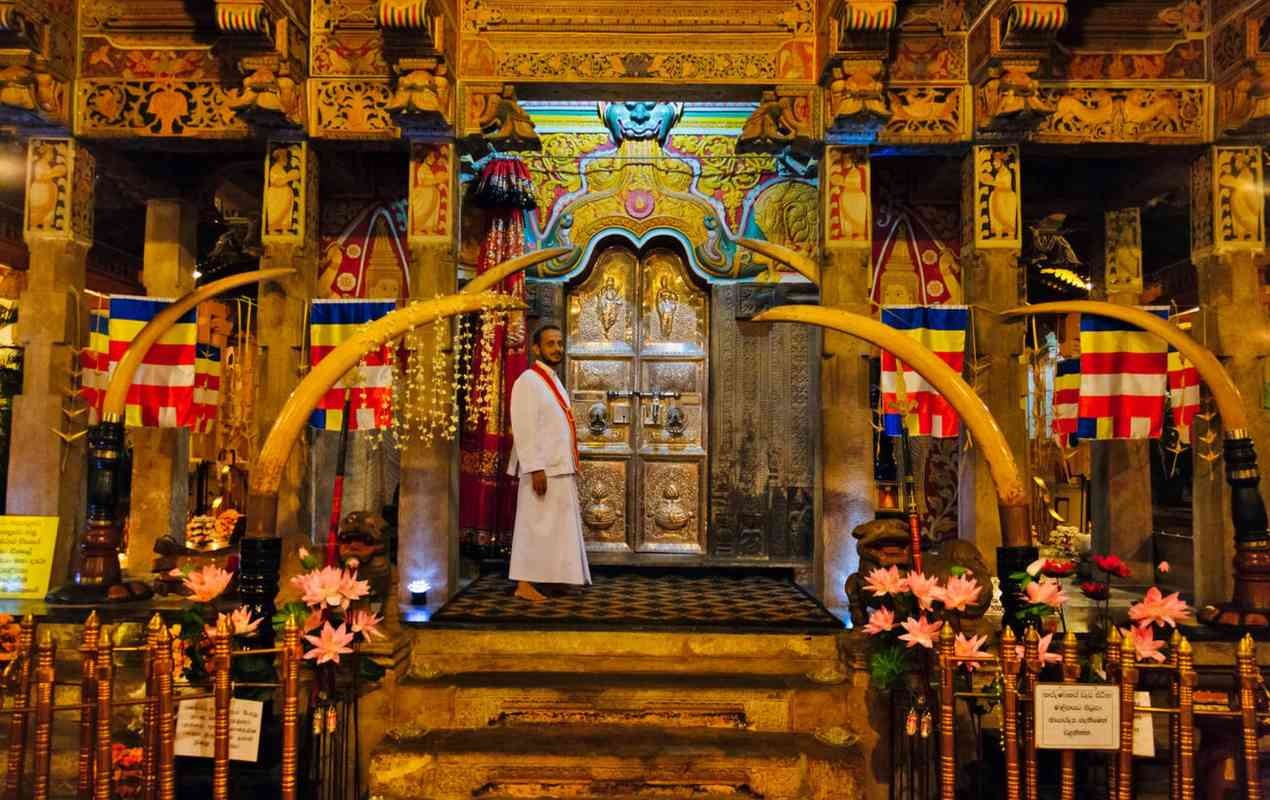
[174,698,263,763]
[1035,683,1120,750]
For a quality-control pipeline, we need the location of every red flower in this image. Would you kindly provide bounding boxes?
[1080,581,1110,600]
[1042,559,1076,577]
[1092,554,1132,579]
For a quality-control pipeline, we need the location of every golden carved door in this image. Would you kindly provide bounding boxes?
[566,244,708,559]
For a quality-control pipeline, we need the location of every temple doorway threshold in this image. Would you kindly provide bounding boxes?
[426,565,842,634]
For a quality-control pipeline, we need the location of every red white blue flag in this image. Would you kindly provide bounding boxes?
[1052,357,1080,444]
[107,296,197,428]
[1168,347,1200,444]
[879,305,968,439]
[1076,307,1169,440]
[308,299,397,431]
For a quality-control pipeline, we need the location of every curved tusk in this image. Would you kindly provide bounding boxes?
[736,238,820,286]
[754,304,1029,546]
[1002,301,1248,432]
[102,268,296,422]
[247,291,524,536]
[460,247,574,295]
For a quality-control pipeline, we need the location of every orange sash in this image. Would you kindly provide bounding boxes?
[530,362,580,472]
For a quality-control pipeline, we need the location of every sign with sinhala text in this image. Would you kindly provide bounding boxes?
[0,516,58,598]
[1035,683,1120,750]
[174,698,263,763]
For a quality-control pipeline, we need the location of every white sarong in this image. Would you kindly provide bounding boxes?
[508,475,592,585]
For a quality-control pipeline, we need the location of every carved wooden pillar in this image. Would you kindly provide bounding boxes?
[245,140,318,633]
[400,139,459,609]
[1089,207,1153,580]
[968,1,1067,133]
[11,138,93,592]
[125,200,197,576]
[958,145,1030,585]
[1188,147,1270,622]
[820,145,874,613]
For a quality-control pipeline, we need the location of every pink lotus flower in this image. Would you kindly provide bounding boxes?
[1128,586,1192,628]
[898,615,943,649]
[1123,624,1167,663]
[303,622,355,665]
[349,609,385,641]
[1016,632,1063,665]
[205,606,262,638]
[863,566,908,597]
[941,574,983,612]
[183,565,233,603]
[302,608,325,633]
[906,572,944,612]
[1157,561,1170,574]
[1025,577,1069,609]
[954,633,989,671]
[291,567,368,609]
[863,607,896,635]
[339,571,370,604]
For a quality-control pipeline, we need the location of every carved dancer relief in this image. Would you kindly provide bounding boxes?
[408,142,451,243]
[24,138,93,244]
[968,145,1021,249]
[261,142,312,244]
[1104,208,1143,296]
[1215,146,1265,250]
[825,147,871,248]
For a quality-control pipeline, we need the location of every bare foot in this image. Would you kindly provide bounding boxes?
[514,581,547,603]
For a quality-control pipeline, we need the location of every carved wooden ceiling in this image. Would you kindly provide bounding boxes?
[0,0,1259,149]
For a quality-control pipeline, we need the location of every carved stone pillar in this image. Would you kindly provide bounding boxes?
[11,138,93,589]
[958,145,1029,577]
[247,140,318,627]
[400,140,459,610]
[124,199,197,576]
[1189,146,1270,615]
[819,146,874,614]
[1089,207,1153,581]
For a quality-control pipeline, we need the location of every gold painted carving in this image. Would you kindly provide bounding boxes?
[976,62,1053,130]
[463,84,539,150]
[226,54,306,128]
[824,147,871,249]
[261,141,313,244]
[215,1,271,35]
[1034,86,1206,143]
[78,81,249,138]
[880,86,965,141]
[0,61,64,120]
[24,138,93,245]
[1104,208,1142,296]
[408,141,452,243]
[1214,13,1270,135]
[1189,148,1214,259]
[827,59,892,133]
[0,0,69,128]
[460,0,812,34]
[386,57,451,129]
[1215,146,1265,251]
[737,90,816,156]
[311,78,399,138]
[967,145,1021,250]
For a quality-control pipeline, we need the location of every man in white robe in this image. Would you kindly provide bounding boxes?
[507,323,591,602]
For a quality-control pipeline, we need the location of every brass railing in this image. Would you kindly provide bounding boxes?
[1,612,303,800]
[935,624,1267,800]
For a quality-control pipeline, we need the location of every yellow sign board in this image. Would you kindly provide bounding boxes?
[0,516,58,598]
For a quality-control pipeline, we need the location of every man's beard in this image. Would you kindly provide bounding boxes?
[539,351,564,366]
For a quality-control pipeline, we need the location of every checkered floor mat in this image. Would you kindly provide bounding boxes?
[430,570,844,632]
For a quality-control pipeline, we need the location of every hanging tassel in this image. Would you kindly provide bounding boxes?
[472,154,537,210]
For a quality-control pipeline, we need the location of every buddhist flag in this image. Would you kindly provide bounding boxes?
[80,297,111,424]
[1076,307,1169,440]
[1052,357,1081,444]
[107,296,196,428]
[192,344,222,434]
[879,305,968,438]
[309,299,396,431]
[1168,348,1201,444]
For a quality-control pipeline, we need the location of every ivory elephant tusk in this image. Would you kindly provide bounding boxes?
[101,268,296,421]
[247,291,524,537]
[460,247,574,295]
[1001,301,1248,432]
[753,304,1030,546]
[736,238,820,286]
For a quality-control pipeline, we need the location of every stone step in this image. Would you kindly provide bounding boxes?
[407,627,851,683]
[370,724,864,800]
[391,671,861,737]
